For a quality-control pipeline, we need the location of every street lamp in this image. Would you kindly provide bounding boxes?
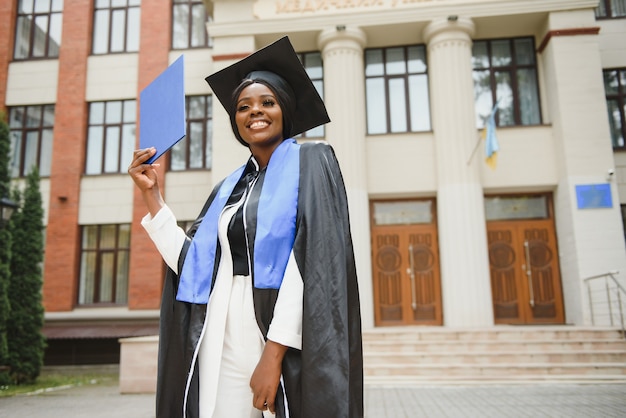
[0,196,18,224]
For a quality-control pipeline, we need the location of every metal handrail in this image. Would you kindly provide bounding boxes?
[583,270,625,338]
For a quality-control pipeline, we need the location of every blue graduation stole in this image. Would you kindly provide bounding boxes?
[176,139,300,303]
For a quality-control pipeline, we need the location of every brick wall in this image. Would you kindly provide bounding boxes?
[127,0,172,309]
[0,1,16,113]
[42,0,92,311]
[39,0,175,311]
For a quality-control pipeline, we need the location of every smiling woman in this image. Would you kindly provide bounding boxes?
[128,36,363,418]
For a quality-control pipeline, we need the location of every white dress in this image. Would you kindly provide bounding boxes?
[142,201,303,418]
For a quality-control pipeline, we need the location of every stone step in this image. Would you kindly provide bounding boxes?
[362,326,625,342]
[363,362,626,377]
[364,350,626,364]
[360,327,626,384]
[363,339,626,353]
[364,374,626,386]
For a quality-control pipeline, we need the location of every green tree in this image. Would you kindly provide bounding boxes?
[0,113,11,384]
[7,166,46,384]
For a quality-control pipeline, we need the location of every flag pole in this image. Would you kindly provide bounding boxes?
[467,99,500,166]
[467,131,483,165]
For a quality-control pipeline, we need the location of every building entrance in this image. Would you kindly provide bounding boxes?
[370,199,442,326]
[485,195,565,324]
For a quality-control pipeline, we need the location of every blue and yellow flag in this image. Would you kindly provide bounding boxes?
[482,103,500,169]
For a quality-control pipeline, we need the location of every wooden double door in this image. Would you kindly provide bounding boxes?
[487,219,564,324]
[371,200,442,326]
[485,193,564,324]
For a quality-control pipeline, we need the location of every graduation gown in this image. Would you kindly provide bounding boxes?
[155,142,363,418]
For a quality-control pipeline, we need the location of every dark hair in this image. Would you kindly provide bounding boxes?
[229,72,296,147]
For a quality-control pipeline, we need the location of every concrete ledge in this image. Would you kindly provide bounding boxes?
[119,335,158,394]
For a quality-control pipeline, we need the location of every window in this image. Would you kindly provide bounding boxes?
[14,0,63,59]
[603,69,626,148]
[8,105,54,177]
[484,195,549,221]
[79,224,130,305]
[298,51,325,138]
[472,38,541,129]
[596,0,626,18]
[86,100,136,175]
[172,0,212,49]
[92,0,140,54]
[170,95,212,171]
[365,45,431,135]
[372,200,433,225]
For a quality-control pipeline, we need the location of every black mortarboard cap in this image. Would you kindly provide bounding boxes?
[205,36,330,138]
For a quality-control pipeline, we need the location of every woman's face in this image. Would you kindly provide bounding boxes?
[235,83,284,152]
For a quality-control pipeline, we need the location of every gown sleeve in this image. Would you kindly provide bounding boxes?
[267,250,303,350]
[286,142,363,418]
[141,205,187,274]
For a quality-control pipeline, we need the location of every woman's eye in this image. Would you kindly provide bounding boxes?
[237,105,249,112]
[263,99,275,107]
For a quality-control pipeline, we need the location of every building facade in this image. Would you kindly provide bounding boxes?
[1,0,625,363]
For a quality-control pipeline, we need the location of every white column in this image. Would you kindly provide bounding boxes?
[318,27,374,330]
[424,18,494,327]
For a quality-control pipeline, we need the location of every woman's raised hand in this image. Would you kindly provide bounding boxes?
[128,148,159,191]
[128,147,165,216]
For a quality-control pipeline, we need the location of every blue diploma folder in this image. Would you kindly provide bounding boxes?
[139,55,186,164]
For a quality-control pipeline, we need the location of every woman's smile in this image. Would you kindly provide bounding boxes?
[248,120,270,129]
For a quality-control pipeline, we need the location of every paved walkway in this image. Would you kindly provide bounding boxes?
[365,384,626,417]
[1,381,625,417]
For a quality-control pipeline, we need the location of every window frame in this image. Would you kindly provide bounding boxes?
[171,0,212,50]
[603,68,626,149]
[13,0,63,60]
[297,51,326,138]
[595,0,626,19]
[364,44,431,135]
[92,0,141,55]
[85,99,136,175]
[169,95,213,171]
[8,104,55,178]
[472,37,542,129]
[78,224,130,306]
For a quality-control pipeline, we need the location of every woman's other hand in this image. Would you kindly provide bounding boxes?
[250,340,288,413]
[128,147,165,216]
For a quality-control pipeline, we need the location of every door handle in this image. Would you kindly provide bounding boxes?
[407,244,417,311]
[523,240,535,308]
